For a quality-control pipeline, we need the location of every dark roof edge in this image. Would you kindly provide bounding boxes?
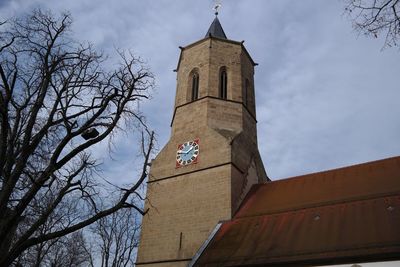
[188,222,223,267]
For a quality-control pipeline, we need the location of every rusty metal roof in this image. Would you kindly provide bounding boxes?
[192,156,400,266]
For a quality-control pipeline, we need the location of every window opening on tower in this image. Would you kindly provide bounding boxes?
[219,67,227,99]
[191,72,199,101]
[244,79,250,107]
[192,72,199,101]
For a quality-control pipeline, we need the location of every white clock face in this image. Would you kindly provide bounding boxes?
[176,139,199,167]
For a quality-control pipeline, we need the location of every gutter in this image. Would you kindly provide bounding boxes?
[188,222,223,267]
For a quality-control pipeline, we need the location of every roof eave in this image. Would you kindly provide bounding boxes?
[175,37,257,72]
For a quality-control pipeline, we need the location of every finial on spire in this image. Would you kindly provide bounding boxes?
[206,0,227,39]
[213,0,222,16]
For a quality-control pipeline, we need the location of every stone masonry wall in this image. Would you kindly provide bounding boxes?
[136,37,267,266]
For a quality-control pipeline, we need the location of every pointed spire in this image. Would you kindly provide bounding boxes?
[205,16,227,39]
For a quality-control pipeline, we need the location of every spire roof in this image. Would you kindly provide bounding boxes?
[205,16,227,39]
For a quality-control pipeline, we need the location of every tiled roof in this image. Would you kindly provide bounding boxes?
[192,156,400,266]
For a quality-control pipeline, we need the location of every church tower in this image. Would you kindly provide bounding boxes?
[136,15,268,266]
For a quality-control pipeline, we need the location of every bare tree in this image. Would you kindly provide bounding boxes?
[44,231,92,267]
[0,9,155,266]
[344,0,400,48]
[91,206,140,267]
[16,231,93,267]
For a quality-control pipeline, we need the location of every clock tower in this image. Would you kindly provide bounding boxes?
[136,15,268,266]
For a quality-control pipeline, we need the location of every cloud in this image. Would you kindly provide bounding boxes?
[1,0,399,183]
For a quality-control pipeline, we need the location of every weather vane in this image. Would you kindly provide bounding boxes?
[213,0,222,16]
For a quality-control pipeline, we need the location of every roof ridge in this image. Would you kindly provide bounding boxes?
[270,155,400,182]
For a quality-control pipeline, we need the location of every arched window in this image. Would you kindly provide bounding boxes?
[219,67,227,99]
[191,72,199,101]
[244,79,250,106]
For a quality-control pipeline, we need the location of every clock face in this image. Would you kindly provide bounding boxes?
[176,139,199,167]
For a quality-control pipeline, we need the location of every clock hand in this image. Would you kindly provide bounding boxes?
[178,147,193,154]
[177,149,190,154]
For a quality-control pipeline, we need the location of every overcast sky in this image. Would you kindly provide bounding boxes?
[1,1,399,266]
[1,0,399,182]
